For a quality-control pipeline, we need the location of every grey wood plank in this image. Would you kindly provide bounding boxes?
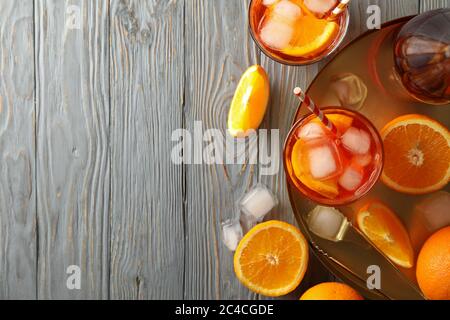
[420,0,450,11]
[35,0,110,299]
[184,0,261,299]
[0,0,36,300]
[109,0,184,299]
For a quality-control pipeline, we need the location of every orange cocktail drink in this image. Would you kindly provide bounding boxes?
[284,108,384,206]
[249,0,349,65]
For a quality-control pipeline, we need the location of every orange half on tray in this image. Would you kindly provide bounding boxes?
[381,114,450,195]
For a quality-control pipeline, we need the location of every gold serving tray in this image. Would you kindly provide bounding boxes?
[287,17,450,300]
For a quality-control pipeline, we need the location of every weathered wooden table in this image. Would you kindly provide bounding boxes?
[0,0,447,300]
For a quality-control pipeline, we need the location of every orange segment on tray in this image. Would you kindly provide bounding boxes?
[381,114,450,194]
[228,65,270,137]
[291,139,339,199]
[300,282,364,300]
[357,201,414,268]
[234,221,309,297]
[282,15,339,57]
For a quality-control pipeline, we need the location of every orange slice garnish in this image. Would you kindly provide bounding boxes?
[282,16,339,58]
[312,114,353,134]
[227,65,269,137]
[291,139,339,199]
[381,114,450,194]
[234,221,309,297]
[357,201,414,268]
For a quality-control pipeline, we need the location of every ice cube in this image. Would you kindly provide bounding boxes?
[240,184,278,222]
[240,212,259,232]
[222,220,243,252]
[308,144,339,180]
[414,191,450,231]
[331,73,368,110]
[338,166,363,191]
[263,0,279,6]
[341,127,371,155]
[409,192,450,249]
[307,206,349,241]
[304,0,338,18]
[272,0,302,22]
[298,122,325,141]
[353,153,372,167]
[260,19,294,50]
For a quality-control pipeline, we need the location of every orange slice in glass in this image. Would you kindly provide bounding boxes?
[234,221,309,297]
[381,114,450,194]
[227,65,269,137]
[357,201,414,268]
[291,139,339,199]
[282,15,339,58]
[312,114,353,134]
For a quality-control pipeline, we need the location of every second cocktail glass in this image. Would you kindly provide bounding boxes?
[284,108,384,206]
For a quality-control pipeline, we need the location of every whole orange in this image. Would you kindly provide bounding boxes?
[416,226,450,300]
[300,282,363,300]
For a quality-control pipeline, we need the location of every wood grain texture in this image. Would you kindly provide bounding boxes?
[35,0,110,299]
[421,0,450,11]
[184,0,261,300]
[0,0,441,300]
[109,0,185,299]
[0,0,36,300]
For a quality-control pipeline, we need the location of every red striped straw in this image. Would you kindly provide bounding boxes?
[328,0,351,20]
[293,87,338,136]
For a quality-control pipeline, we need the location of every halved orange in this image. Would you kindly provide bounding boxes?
[300,282,364,300]
[381,114,450,194]
[282,15,339,58]
[228,65,270,137]
[357,201,414,268]
[291,139,339,199]
[234,221,309,297]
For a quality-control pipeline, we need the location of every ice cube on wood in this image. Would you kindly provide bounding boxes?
[222,220,243,251]
[240,212,259,232]
[240,184,278,222]
[341,127,371,155]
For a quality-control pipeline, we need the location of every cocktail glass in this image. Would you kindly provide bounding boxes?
[249,0,350,66]
[284,108,384,206]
